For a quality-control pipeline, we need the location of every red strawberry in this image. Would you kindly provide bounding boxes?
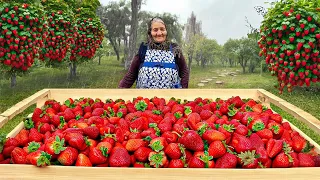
[148,151,168,168]
[27,151,51,167]
[89,146,109,165]
[149,137,168,152]
[125,139,146,152]
[15,129,29,147]
[29,128,43,142]
[266,139,283,158]
[161,131,178,143]
[75,153,92,167]
[25,141,41,154]
[231,133,252,153]
[238,150,259,168]
[270,113,282,123]
[179,130,204,152]
[267,122,284,138]
[256,129,273,144]
[215,153,238,168]
[57,147,78,166]
[249,133,265,149]
[272,152,292,168]
[248,118,265,132]
[187,113,201,130]
[164,143,183,159]
[11,147,28,164]
[199,110,212,120]
[235,124,248,136]
[83,125,99,139]
[109,147,131,167]
[168,159,185,168]
[292,134,313,153]
[208,140,226,158]
[65,133,87,151]
[202,129,226,143]
[134,147,153,162]
[44,136,66,156]
[188,155,205,168]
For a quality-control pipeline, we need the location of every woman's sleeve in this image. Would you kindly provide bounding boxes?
[176,53,190,88]
[118,55,141,88]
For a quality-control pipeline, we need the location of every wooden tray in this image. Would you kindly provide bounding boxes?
[0,89,319,180]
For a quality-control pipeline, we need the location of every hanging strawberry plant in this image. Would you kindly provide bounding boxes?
[0,1,46,87]
[70,8,104,62]
[39,0,75,66]
[258,0,320,93]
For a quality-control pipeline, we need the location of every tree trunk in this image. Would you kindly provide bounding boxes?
[98,56,101,65]
[125,0,141,70]
[188,55,192,72]
[108,37,120,61]
[11,74,16,88]
[69,62,77,79]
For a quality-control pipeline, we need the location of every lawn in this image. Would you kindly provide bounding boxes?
[0,56,319,144]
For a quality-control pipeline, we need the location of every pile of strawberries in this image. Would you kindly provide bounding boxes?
[70,15,104,62]
[0,3,46,72]
[258,1,320,93]
[0,96,319,168]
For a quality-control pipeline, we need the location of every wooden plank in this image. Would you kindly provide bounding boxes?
[0,89,50,124]
[0,116,9,129]
[0,165,319,180]
[48,89,260,102]
[6,113,32,138]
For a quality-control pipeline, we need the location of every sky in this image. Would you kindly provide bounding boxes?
[99,0,274,45]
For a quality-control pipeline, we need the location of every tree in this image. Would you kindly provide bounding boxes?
[97,2,130,61]
[223,38,240,67]
[125,0,142,70]
[194,36,221,68]
[183,12,202,71]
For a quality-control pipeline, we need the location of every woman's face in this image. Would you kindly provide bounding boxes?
[151,21,167,43]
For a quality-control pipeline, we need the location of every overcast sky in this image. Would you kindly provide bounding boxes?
[99,0,274,45]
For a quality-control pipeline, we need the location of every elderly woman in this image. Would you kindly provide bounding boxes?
[118,17,189,89]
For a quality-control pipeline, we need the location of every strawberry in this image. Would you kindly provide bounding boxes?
[199,110,212,120]
[234,124,248,136]
[126,139,146,152]
[208,140,227,158]
[57,147,78,166]
[89,147,108,165]
[215,153,238,168]
[188,155,206,168]
[83,125,100,139]
[134,147,153,162]
[269,113,282,123]
[231,133,252,153]
[28,128,43,142]
[65,133,87,151]
[75,153,92,167]
[179,130,204,152]
[15,129,29,147]
[272,152,292,168]
[168,159,185,168]
[25,142,41,154]
[164,143,183,159]
[161,131,178,143]
[27,151,51,167]
[44,136,66,156]
[186,113,201,130]
[292,134,313,153]
[267,122,284,138]
[238,150,259,168]
[202,129,226,143]
[148,151,168,168]
[64,108,76,121]
[248,119,265,132]
[149,137,168,152]
[109,147,131,167]
[266,139,283,158]
[11,147,28,164]
[256,129,273,143]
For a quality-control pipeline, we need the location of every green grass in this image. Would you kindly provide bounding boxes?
[0,57,319,144]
